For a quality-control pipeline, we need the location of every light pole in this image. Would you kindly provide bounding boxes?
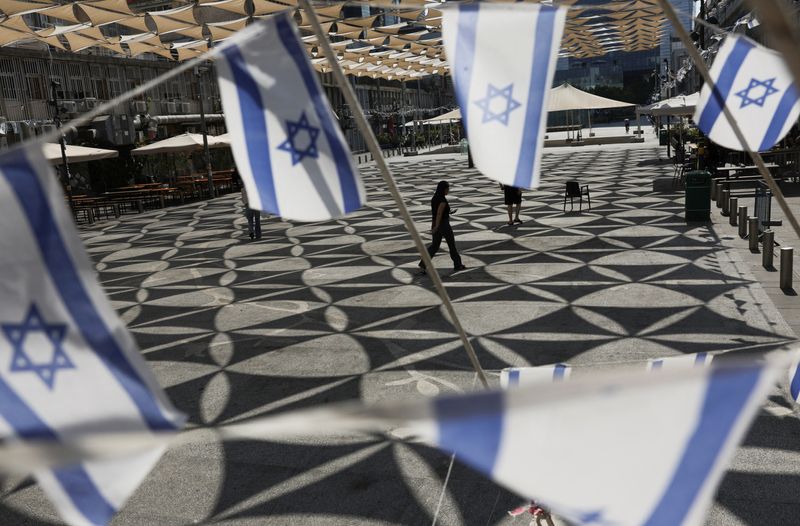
[663,58,672,158]
[49,80,74,212]
[194,65,215,199]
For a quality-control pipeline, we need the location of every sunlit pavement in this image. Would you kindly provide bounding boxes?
[3,139,799,525]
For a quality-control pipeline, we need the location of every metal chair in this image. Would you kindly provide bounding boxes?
[564,181,591,211]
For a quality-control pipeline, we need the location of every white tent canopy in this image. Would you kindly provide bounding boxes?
[547,82,635,111]
[405,83,634,127]
[131,133,228,155]
[638,93,699,116]
[43,143,118,164]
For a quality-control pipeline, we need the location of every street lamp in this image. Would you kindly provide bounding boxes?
[49,79,74,212]
[194,65,215,199]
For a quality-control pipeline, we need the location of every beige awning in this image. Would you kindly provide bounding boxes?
[638,92,699,116]
[131,133,228,155]
[44,143,118,164]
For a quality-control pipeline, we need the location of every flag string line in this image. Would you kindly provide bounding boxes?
[655,0,800,244]
[297,0,491,388]
[0,348,795,479]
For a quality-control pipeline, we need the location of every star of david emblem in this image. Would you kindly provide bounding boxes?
[277,111,321,165]
[1,305,74,389]
[473,83,522,125]
[734,77,781,108]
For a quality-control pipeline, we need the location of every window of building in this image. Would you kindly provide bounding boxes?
[108,66,122,97]
[0,63,18,100]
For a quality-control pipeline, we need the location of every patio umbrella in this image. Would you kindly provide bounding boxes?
[43,143,118,164]
[130,132,228,155]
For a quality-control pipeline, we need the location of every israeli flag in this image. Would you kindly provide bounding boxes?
[215,13,365,222]
[221,355,785,526]
[0,145,184,526]
[500,363,570,388]
[695,35,800,152]
[647,352,713,371]
[442,4,566,189]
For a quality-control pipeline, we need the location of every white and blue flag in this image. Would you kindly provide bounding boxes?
[215,13,365,222]
[694,35,800,152]
[788,354,800,403]
[500,363,570,388]
[0,144,184,526]
[648,352,714,371]
[220,354,786,526]
[442,4,566,189]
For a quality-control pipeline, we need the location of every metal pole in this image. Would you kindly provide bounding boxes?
[763,230,774,268]
[738,205,748,238]
[298,0,489,388]
[656,0,800,243]
[748,217,759,252]
[196,66,215,199]
[721,189,730,216]
[780,247,794,289]
[729,197,738,226]
[401,80,406,151]
[49,80,74,214]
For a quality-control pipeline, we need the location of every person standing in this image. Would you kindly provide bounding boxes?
[501,183,522,225]
[240,182,261,240]
[624,118,630,134]
[419,180,466,273]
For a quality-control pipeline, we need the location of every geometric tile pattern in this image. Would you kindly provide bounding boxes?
[2,146,796,525]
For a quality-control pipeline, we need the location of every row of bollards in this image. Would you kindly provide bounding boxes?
[723,196,794,290]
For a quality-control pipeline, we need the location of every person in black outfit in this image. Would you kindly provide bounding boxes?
[501,183,522,225]
[419,180,466,273]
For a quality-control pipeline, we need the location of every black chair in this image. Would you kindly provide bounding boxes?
[563,181,591,211]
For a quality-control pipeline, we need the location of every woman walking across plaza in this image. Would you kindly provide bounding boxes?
[501,183,523,225]
[237,171,261,240]
[419,180,466,273]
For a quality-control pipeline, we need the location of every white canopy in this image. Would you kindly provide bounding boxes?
[638,93,699,116]
[547,82,635,111]
[43,143,118,164]
[131,133,228,155]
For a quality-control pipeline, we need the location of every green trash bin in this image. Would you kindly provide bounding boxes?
[685,170,711,221]
[659,129,668,146]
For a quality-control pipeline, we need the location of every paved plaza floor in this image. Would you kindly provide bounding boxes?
[3,141,800,525]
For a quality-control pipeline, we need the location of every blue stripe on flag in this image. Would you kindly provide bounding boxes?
[508,369,520,386]
[0,370,115,524]
[790,362,800,401]
[697,38,755,135]
[759,84,800,151]
[275,14,361,214]
[643,364,763,525]
[2,149,176,431]
[553,363,567,381]
[453,4,480,133]
[651,360,663,370]
[434,391,504,475]
[513,6,558,188]
[694,353,708,366]
[221,45,279,215]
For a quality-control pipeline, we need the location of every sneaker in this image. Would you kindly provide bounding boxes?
[249,232,254,239]
[514,218,522,223]
[453,264,467,272]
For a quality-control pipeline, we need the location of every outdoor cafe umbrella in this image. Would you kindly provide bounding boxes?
[43,142,118,164]
[130,132,228,155]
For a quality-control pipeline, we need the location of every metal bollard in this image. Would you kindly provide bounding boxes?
[763,230,774,268]
[748,217,759,252]
[721,190,730,215]
[729,197,738,225]
[711,180,718,203]
[780,247,793,289]
[738,206,748,238]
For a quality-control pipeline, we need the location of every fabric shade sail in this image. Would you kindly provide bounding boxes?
[638,92,699,116]
[548,82,635,111]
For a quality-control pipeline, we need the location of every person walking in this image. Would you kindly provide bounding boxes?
[624,118,630,134]
[501,183,522,225]
[240,181,261,240]
[419,180,466,273]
